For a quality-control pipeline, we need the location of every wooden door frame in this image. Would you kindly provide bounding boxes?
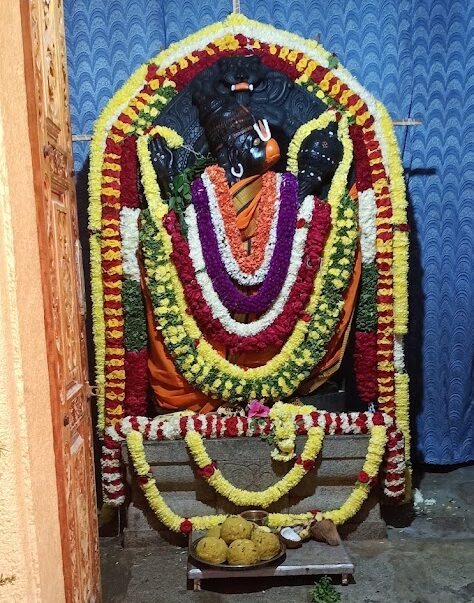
[0,2,66,601]
[19,4,76,596]
[19,1,100,600]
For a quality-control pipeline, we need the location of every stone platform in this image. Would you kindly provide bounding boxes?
[122,434,386,547]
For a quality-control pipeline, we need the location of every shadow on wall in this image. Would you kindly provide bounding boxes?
[405,186,424,473]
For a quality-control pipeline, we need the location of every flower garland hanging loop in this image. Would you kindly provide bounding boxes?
[126,423,388,532]
[185,426,324,508]
[287,109,340,175]
[127,430,226,533]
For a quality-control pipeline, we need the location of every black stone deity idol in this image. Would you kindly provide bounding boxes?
[149,55,346,202]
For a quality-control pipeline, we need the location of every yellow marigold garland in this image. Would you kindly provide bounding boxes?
[268,424,388,527]
[126,424,388,531]
[127,430,226,532]
[90,233,106,431]
[88,63,149,233]
[185,426,324,508]
[269,401,316,461]
[377,103,410,485]
[393,229,409,335]
[147,125,183,149]
[378,104,408,225]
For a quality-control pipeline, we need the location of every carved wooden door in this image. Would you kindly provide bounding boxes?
[21,1,101,601]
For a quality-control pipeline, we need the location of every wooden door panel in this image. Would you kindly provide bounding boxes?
[53,192,81,389]
[21,0,101,600]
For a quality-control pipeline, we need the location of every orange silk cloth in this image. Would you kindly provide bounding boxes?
[142,178,361,414]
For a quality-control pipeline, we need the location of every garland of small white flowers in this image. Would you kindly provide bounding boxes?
[126,423,388,531]
[120,207,142,281]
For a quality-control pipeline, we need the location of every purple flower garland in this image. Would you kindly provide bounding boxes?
[191,173,299,314]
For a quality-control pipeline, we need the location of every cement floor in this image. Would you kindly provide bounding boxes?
[100,465,473,603]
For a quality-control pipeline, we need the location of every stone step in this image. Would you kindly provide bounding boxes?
[121,434,386,547]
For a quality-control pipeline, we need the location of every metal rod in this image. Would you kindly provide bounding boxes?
[392,119,422,126]
[72,119,421,142]
[72,134,92,141]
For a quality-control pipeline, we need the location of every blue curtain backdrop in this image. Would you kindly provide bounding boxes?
[64,0,474,465]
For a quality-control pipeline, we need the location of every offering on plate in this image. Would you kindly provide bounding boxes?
[227,539,259,566]
[220,516,253,544]
[251,528,281,560]
[206,525,222,539]
[195,536,228,564]
[193,515,284,567]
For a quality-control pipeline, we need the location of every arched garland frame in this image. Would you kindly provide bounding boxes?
[89,14,409,507]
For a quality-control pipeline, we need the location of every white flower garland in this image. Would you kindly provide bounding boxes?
[202,171,282,285]
[120,207,141,281]
[394,335,405,372]
[184,194,314,337]
[358,189,377,265]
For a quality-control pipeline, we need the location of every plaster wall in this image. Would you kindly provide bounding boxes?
[0,2,65,601]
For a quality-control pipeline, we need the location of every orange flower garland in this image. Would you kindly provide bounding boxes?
[207,165,277,273]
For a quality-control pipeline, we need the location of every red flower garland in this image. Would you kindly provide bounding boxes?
[124,348,149,416]
[353,331,378,402]
[197,463,217,479]
[349,125,373,192]
[101,138,125,435]
[296,457,316,471]
[120,136,140,208]
[180,518,193,534]
[105,410,405,502]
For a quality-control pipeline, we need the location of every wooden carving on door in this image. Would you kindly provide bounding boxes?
[21,0,100,600]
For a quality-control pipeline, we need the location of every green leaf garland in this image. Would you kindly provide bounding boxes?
[123,279,148,351]
[355,263,378,332]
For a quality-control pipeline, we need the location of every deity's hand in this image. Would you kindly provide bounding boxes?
[149,135,174,197]
[297,122,343,202]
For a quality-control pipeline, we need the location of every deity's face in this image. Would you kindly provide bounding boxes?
[215,55,266,98]
[223,119,280,182]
